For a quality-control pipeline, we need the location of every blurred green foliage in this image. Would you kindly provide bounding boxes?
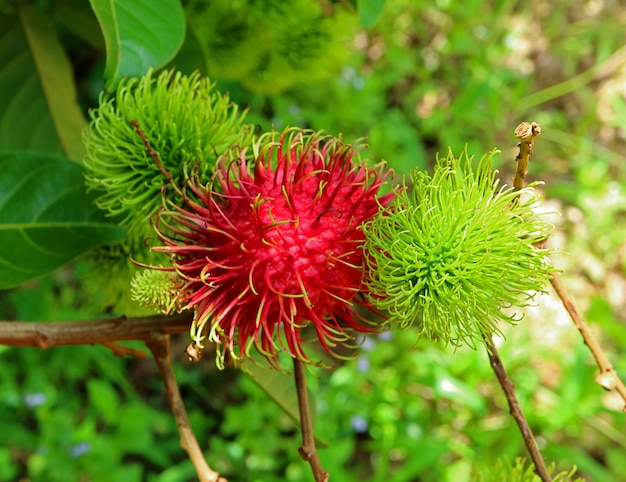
[2,0,626,481]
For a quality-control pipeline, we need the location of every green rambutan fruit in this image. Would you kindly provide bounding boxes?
[473,457,582,482]
[186,0,356,94]
[241,1,356,93]
[131,268,186,315]
[363,148,554,348]
[82,68,254,228]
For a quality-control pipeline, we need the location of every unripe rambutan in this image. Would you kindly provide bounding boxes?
[82,69,254,228]
[131,268,186,315]
[363,149,554,348]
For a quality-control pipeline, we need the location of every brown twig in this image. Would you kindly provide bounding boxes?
[0,312,193,348]
[0,312,230,477]
[550,274,626,410]
[483,335,552,481]
[293,359,329,482]
[513,121,626,410]
[146,333,226,482]
[101,341,147,359]
[480,122,551,481]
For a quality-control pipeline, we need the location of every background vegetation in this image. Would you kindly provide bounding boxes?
[1,0,625,481]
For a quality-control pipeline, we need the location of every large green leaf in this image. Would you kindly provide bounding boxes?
[0,14,63,156]
[0,151,126,290]
[89,0,186,90]
[18,4,87,162]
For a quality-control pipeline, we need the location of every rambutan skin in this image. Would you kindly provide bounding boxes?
[154,129,395,367]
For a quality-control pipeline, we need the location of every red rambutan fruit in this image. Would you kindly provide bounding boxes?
[154,128,395,367]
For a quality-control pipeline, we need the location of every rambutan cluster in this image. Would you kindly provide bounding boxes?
[85,70,554,368]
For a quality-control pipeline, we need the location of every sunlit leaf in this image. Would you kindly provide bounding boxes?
[89,0,186,90]
[18,4,87,162]
[434,370,486,414]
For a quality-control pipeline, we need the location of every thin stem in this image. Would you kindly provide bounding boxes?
[293,359,329,482]
[490,121,551,481]
[131,119,184,197]
[513,121,626,410]
[550,274,626,410]
[101,341,148,359]
[484,334,552,482]
[146,333,226,482]
[519,45,626,110]
[0,312,193,348]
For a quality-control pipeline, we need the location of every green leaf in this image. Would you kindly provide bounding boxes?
[0,447,18,482]
[358,0,386,27]
[433,370,486,415]
[87,379,120,424]
[0,150,126,290]
[0,14,63,155]
[18,4,87,162]
[89,0,186,90]
[242,356,328,448]
[243,356,301,424]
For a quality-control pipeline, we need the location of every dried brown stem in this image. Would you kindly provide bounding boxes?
[550,274,626,410]
[484,334,552,481]
[513,121,541,194]
[513,121,626,410]
[0,312,193,348]
[294,359,329,482]
[146,333,226,482]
